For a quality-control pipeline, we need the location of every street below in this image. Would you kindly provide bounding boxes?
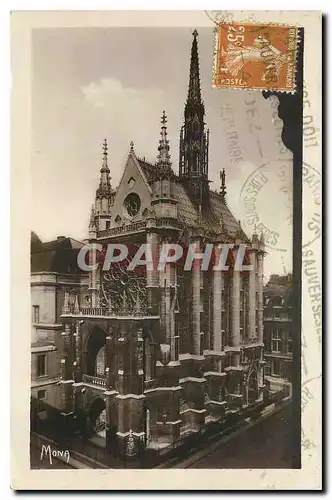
[180,403,293,469]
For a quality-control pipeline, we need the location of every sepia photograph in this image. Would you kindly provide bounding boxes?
[10,9,322,490]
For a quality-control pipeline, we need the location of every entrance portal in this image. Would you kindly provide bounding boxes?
[89,397,106,438]
[86,327,106,376]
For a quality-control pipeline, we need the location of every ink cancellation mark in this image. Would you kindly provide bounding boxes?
[213,22,298,92]
[240,160,321,253]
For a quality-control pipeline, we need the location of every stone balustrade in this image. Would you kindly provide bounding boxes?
[82,374,106,388]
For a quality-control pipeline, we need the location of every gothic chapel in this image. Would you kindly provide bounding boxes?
[59,30,266,452]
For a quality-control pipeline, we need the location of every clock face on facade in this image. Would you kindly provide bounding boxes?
[123,193,141,217]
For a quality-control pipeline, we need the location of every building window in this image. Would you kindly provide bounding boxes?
[32,305,40,324]
[38,389,46,400]
[271,360,281,377]
[265,361,271,376]
[221,330,226,349]
[287,333,292,355]
[95,346,105,377]
[105,220,110,230]
[144,342,152,381]
[271,330,282,353]
[37,354,46,377]
[174,336,179,360]
[240,290,244,309]
[221,289,225,309]
[200,333,204,356]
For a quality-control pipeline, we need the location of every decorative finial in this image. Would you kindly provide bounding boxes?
[134,293,141,314]
[62,291,70,315]
[108,296,112,314]
[130,141,135,153]
[192,28,198,38]
[220,169,227,203]
[74,295,80,315]
[155,110,172,177]
[89,204,96,229]
[121,290,127,313]
[97,137,111,196]
[252,224,259,243]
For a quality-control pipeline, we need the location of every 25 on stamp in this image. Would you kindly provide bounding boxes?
[213,23,298,92]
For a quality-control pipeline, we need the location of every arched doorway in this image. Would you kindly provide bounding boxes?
[86,327,106,376]
[247,371,258,404]
[88,397,106,438]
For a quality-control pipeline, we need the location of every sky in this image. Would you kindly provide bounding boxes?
[31,27,293,279]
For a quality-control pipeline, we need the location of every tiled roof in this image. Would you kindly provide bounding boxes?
[137,158,155,180]
[137,158,243,238]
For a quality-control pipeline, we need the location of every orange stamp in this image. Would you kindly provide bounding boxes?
[213,23,299,92]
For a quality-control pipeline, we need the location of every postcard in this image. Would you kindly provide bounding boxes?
[11,9,322,490]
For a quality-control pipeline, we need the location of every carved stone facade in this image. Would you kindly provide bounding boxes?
[59,31,266,453]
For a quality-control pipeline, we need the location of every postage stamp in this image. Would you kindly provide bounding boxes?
[213,22,299,91]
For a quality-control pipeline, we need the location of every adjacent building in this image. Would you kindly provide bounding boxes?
[263,274,292,396]
[30,232,88,427]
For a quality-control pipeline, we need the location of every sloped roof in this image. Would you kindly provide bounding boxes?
[264,275,293,307]
[137,157,243,238]
[31,234,85,273]
[137,158,155,180]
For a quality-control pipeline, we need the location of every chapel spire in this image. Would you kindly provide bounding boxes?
[179,30,209,207]
[156,110,173,178]
[96,138,112,199]
[151,111,177,209]
[186,29,203,108]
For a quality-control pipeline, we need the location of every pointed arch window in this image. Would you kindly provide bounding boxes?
[95,346,105,376]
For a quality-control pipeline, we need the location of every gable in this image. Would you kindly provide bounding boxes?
[109,153,153,228]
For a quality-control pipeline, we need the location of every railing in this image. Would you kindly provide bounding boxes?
[155,218,182,229]
[82,374,107,388]
[264,313,291,321]
[80,307,108,316]
[98,221,146,238]
[77,306,148,317]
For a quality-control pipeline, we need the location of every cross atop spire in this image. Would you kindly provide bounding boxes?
[130,141,135,153]
[161,110,167,125]
[192,28,198,38]
[102,138,108,158]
